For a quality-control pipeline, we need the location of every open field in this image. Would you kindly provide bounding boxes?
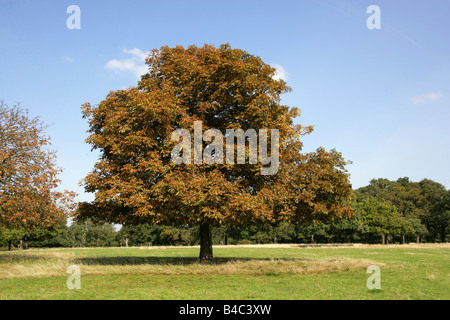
[0,244,448,300]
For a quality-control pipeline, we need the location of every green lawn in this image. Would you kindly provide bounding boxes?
[0,244,448,300]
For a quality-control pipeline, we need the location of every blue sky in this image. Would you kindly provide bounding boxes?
[1,0,449,204]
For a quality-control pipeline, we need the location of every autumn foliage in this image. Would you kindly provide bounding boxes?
[0,101,75,249]
[78,44,354,260]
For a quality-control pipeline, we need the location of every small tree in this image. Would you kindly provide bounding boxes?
[407,217,428,243]
[355,198,413,244]
[0,101,75,249]
[355,177,446,241]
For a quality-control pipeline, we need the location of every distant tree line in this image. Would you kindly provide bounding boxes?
[1,177,449,249]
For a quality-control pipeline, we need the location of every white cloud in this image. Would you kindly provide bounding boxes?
[123,48,147,61]
[272,64,288,81]
[105,48,148,78]
[410,92,444,104]
[62,56,74,62]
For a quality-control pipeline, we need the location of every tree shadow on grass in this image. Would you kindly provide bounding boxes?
[0,251,310,266]
[0,253,56,263]
[75,256,309,266]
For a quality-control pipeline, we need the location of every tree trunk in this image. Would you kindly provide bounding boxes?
[218,227,223,245]
[382,234,385,245]
[8,240,12,251]
[441,226,447,243]
[416,235,420,244]
[199,223,213,261]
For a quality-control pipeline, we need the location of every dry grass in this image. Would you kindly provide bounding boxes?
[0,251,75,279]
[192,258,381,276]
[71,257,380,277]
[0,250,380,279]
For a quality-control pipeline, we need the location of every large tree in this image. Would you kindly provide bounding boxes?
[77,44,354,260]
[0,101,75,249]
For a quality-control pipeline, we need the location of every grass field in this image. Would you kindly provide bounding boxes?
[0,244,448,300]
